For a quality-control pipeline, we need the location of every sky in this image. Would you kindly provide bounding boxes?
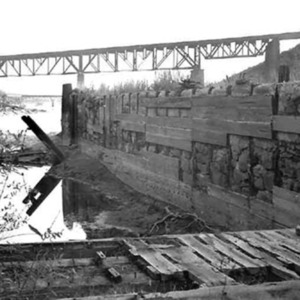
[0,0,300,95]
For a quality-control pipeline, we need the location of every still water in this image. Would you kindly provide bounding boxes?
[0,166,135,244]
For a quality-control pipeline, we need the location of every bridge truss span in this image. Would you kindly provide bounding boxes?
[0,31,299,78]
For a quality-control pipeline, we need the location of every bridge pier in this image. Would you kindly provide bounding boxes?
[77,72,85,89]
[190,67,204,86]
[264,38,280,83]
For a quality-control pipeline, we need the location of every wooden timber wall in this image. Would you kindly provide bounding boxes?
[65,81,300,231]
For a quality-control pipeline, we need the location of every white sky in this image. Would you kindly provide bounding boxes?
[0,0,300,94]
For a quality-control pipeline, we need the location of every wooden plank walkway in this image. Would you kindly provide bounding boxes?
[1,228,300,299]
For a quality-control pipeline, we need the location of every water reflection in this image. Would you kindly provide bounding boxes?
[0,167,86,243]
[0,165,136,244]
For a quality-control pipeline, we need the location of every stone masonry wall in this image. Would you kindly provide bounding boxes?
[66,81,300,230]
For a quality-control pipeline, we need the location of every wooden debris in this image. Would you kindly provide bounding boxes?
[1,229,300,298]
[0,150,47,165]
[106,267,122,283]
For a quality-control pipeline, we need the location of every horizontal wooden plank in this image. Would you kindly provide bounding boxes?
[193,118,272,139]
[116,113,146,132]
[272,115,300,134]
[192,95,272,108]
[146,116,192,129]
[147,124,192,139]
[120,121,145,132]
[115,113,146,123]
[143,280,300,300]
[192,106,272,122]
[146,132,192,152]
[0,256,130,269]
[146,124,192,151]
[144,97,191,108]
[192,128,227,146]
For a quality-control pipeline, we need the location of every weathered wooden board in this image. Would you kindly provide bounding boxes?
[275,228,297,239]
[147,124,191,139]
[220,233,265,259]
[271,230,300,255]
[223,230,300,279]
[192,95,272,109]
[257,231,300,270]
[146,124,192,151]
[147,116,192,129]
[177,235,236,270]
[197,234,264,270]
[0,256,130,269]
[120,121,145,132]
[4,273,151,299]
[232,232,300,280]
[237,231,300,273]
[125,239,184,279]
[145,97,191,109]
[115,113,146,132]
[272,115,300,134]
[191,95,273,144]
[146,133,191,151]
[159,246,236,286]
[192,118,272,140]
[129,248,184,277]
[192,127,228,146]
[115,114,146,123]
[192,106,272,122]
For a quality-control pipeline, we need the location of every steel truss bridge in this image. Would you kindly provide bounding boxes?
[0,31,299,79]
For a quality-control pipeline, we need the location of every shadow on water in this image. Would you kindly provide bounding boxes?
[1,164,214,244]
[0,166,138,244]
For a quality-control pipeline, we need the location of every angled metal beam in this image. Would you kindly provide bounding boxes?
[47,57,62,74]
[100,53,116,71]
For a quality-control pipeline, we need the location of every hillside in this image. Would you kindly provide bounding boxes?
[219,43,300,86]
